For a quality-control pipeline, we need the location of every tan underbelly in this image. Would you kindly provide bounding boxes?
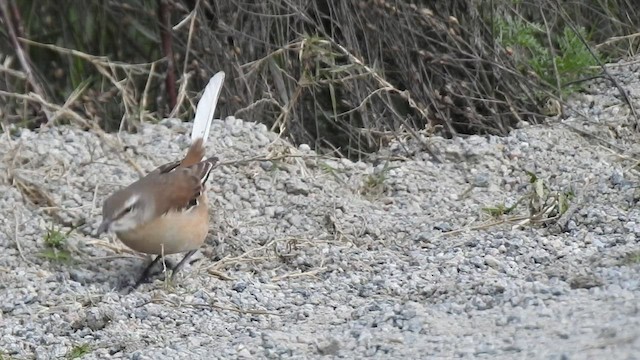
[116,205,209,255]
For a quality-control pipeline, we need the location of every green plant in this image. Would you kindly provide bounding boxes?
[44,223,69,249]
[555,27,603,89]
[493,17,602,94]
[479,171,573,228]
[526,171,574,219]
[482,203,517,217]
[622,251,640,265]
[319,161,350,179]
[67,343,91,359]
[40,248,72,263]
[360,161,396,197]
[40,223,74,263]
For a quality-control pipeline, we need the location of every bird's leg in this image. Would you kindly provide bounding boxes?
[133,255,164,288]
[170,250,198,279]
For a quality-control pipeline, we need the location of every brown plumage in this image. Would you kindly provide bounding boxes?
[98,71,226,289]
[140,140,217,216]
[181,137,206,167]
[97,138,218,287]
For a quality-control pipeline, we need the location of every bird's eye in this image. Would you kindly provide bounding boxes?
[114,204,135,220]
[117,206,135,219]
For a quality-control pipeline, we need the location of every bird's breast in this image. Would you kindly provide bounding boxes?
[115,197,209,255]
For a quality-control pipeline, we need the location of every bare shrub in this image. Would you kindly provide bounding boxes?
[1,0,638,158]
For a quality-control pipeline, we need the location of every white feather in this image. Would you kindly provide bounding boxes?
[191,71,225,144]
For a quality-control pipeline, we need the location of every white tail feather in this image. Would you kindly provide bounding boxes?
[191,71,225,144]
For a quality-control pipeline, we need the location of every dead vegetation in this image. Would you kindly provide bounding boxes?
[1,0,639,160]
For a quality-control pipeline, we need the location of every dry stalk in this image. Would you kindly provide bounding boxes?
[0,63,27,80]
[168,0,200,119]
[170,72,192,119]
[202,237,303,273]
[18,38,162,129]
[84,239,141,256]
[216,152,327,169]
[0,1,51,122]
[141,61,158,120]
[595,32,640,49]
[157,0,177,109]
[143,294,279,316]
[330,41,443,162]
[11,174,57,209]
[0,90,90,128]
[11,209,29,263]
[271,266,328,282]
[207,269,235,281]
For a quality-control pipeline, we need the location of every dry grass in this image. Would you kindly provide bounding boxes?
[441,170,581,238]
[2,0,638,160]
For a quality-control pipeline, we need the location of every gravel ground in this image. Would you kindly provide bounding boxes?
[2,60,640,359]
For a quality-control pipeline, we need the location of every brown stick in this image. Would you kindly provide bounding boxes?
[157,0,177,113]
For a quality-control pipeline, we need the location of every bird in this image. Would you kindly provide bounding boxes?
[97,72,225,287]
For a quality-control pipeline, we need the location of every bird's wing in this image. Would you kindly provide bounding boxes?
[150,157,218,215]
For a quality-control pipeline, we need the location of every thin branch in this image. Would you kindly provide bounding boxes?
[0,0,51,123]
[157,0,177,111]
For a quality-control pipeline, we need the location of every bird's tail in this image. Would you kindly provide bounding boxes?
[191,71,225,145]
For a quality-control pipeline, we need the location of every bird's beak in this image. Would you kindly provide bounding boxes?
[97,219,111,236]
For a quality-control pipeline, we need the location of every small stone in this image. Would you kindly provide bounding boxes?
[159,118,182,129]
[285,179,310,195]
[473,173,490,187]
[73,308,110,331]
[263,206,276,218]
[317,338,340,355]
[298,144,311,152]
[232,281,247,292]
[484,255,502,269]
[261,333,275,349]
[569,275,603,289]
[260,161,274,171]
[133,308,149,320]
[469,256,485,268]
[224,116,237,127]
[610,168,625,186]
[68,269,92,284]
[287,215,303,227]
[237,345,252,358]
